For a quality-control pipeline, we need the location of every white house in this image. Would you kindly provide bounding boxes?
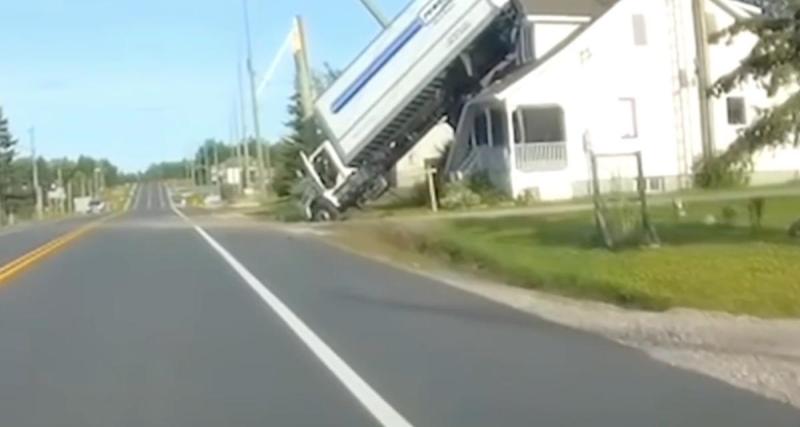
[445,0,800,201]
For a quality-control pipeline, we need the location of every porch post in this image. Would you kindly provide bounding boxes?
[505,104,517,196]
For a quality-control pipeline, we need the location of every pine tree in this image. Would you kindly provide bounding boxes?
[0,107,18,223]
[704,1,800,182]
[271,66,340,196]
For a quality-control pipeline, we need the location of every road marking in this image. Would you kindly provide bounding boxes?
[158,183,167,209]
[168,195,413,427]
[124,183,139,211]
[0,215,117,286]
[146,184,153,210]
[132,184,142,211]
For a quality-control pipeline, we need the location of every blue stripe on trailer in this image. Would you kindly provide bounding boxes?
[332,19,424,114]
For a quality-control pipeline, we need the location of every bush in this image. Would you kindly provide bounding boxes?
[440,181,482,210]
[693,156,750,189]
[748,197,765,230]
[515,190,539,207]
[467,171,508,205]
[720,205,738,227]
[789,218,800,238]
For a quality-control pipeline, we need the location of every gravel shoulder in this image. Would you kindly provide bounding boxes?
[304,220,800,409]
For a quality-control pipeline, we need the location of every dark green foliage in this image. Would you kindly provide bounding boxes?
[693,155,751,189]
[145,161,188,181]
[789,217,800,237]
[708,3,800,174]
[748,197,766,229]
[271,67,340,197]
[721,205,739,226]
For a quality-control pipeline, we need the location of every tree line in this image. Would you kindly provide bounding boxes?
[0,107,134,222]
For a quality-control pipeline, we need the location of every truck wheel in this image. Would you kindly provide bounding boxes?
[311,199,339,222]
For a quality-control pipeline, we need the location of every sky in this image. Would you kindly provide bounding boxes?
[0,0,407,172]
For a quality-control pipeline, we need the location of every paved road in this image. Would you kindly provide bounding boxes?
[0,182,797,426]
[0,215,99,267]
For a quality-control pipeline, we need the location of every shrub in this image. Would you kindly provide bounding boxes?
[720,205,738,227]
[468,171,494,195]
[693,156,750,189]
[747,197,765,230]
[515,190,538,207]
[789,218,800,238]
[467,171,508,205]
[440,181,482,210]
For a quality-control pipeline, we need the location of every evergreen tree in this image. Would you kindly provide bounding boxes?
[0,108,18,222]
[271,67,340,196]
[705,1,800,182]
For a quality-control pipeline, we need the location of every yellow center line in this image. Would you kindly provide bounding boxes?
[0,212,123,286]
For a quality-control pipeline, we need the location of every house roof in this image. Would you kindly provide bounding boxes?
[479,0,760,101]
[514,0,619,18]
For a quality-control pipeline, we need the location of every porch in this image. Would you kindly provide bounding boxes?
[446,101,570,197]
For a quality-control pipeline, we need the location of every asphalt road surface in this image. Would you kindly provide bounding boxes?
[0,182,797,426]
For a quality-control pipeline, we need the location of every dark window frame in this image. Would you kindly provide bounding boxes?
[513,105,566,144]
[726,96,747,125]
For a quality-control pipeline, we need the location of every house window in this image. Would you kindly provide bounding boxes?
[473,110,490,146]
[618,98,638,139]
[632,14,648,46]
[489,108,507,147]
[727,97,746,125]
[513,106,566,144]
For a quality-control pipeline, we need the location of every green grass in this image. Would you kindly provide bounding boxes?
[245,197,307,222]
[417,195,800,317]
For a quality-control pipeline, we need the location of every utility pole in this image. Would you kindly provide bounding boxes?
[29,128,43,220]
[232,106,245,194]
[692,0,715,159]
[213,141,221,196]
[237,60,251,190]
[293,16,315,120]
[57,168,65,214]
[357,0,390,28]
[203,143,211,186]
[242,0,269,194]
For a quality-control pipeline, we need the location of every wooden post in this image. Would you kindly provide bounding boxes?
[590,151,614,249]
[426,167,438,213]
[636,151,661,247]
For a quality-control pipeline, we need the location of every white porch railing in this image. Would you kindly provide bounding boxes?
[514,142,568,172]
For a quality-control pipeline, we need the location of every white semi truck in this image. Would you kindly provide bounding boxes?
[300,0,522,220]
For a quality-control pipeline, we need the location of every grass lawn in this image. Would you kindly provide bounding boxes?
[415,195,800,317]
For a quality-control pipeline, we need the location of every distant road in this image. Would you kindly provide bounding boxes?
[0,182,796,426]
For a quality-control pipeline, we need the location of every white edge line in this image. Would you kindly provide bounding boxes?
[166,190,413,427]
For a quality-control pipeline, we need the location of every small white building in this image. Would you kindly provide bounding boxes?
[445,0,800,201]
[211,157,259,187]
[391,123,453,188]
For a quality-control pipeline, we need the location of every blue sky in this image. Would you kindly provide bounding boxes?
[0,0,406,171]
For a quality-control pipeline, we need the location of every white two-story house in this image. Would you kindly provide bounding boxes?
[444,0,800,201]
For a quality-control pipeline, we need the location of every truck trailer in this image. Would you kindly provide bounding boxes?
[300,0,523,220]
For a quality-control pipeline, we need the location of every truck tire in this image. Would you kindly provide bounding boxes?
[311,199,340,222]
